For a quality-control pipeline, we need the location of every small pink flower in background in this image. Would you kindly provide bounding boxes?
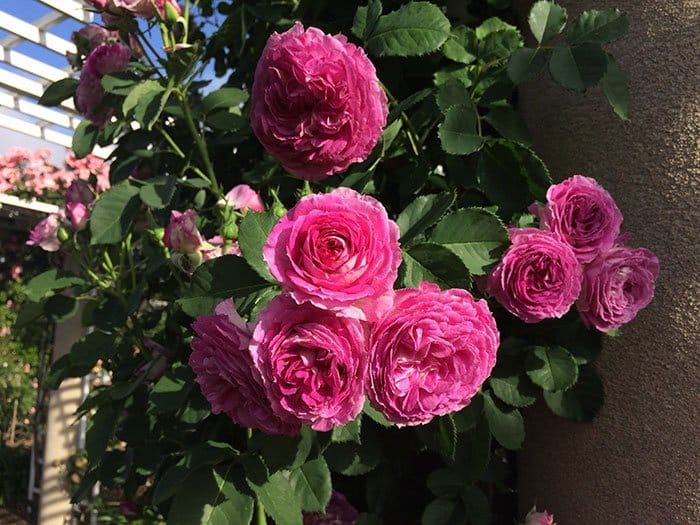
[65,152,110,192]
[202,235,242,260]
[578,244,659,332]
[487,228,582,323]
[29,407,36,415]
[118,497,138,516]
[264,188,401,321]
[190,299,298,435]
[76,43,131,128]
[251,22,388,181]
[23,363,31,374]
[11,265,22,280]
[368,282,499,426]
[164,209,203,254]
[250,294,368,432]
[85,0,110,8]
[66,202,90,232]
[0,326,9,338]
[525,509,556,525]
[534,175,623,264]
[27,214,62,252]
[303,491,358,525]
[225,184,264,213]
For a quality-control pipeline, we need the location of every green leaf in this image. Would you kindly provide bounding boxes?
[528,1,568,44]
[70,331,117,370]
[90,182,141,245]
[366,2,451,57]
[39,77,78,106]
[352,6,368,39]
[415,415,457,462]
[427,468,463,498]
[549,44,609,92]
[363,0,384,41]
[286,458,332,512]
[442,27,476,65]
[86,403,118,465]
[400,243,471,290]
[483,106,532,146]
[363,400,393,427]
[397,192,455,243]
[123,80,169,130]
[177,255,271,317]
[248,470,303,525]
[72,120,99,158]
[325,424,381,476]
[332,415,362,444]
[482,391,524,450]
[601,55,629,120]
[543,365,604,421]
[489,374,538,408]
[387,88,433,124]
[199,87,249,114]
[452,417,490,483]
[250,427,312,473]
[507,47,551,84]
[452,395,484,433]
[25,269,85,302]
[434,66,471,88]
[150,364,195,413]
[421,498,463,525]
[526,346,579,392]
[238,211,278,282]
[205,110,246,131]
[566,8,629,45]
[139,175,176,208]
[428,208,509,275]
[436,80,470,114]
[101,72,141,95]
[461,486,490,525]
[438,104,484,156]
[476,18,523,63]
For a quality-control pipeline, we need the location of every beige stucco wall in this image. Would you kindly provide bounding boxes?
[514,1,700,523]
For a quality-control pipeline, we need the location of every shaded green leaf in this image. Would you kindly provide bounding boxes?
[238,211,278,282]
[484,106,532,146]
[507,47,551,84]
[528,1,568,44]
[400,243,471,290]
[526,346,579,392]
[199,87,249,113]
[567,8,629,45]
[39,77,78,106]
[150,364,195,413]
[286,458,332,513]
[139,175,176,208]
[601,55,629,120]
[436,80,470,114]
[543,365,604,421]
[549,44,609,92]
[489,374,538,408]
[72,120,99,158]
[90,182,141,245]
[397,192,455,243]
[248,470,303,525]
[438,104,484,156]
[483,391,524,450]
[25,269,85,302]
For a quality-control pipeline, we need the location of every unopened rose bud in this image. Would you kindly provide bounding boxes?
[57,226,71,243]
[272,203,287,218]
[223,221,238,240]
[164,1,180,25]
[194,189,207,209]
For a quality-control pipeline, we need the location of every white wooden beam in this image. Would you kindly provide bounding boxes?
[0,45,70,83]
[0,11,67,51]
[36,0,93,23]
[0,69,76,112]
[0,10,76,57]
[0,92,77,130]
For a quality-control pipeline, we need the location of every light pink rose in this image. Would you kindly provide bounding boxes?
[163,209,203,254]
[525,509,556,525]
[66,202,89,232]
[368,282,499,426]
[303,491,358,525]
[251,22,388,180]
[225,184,264,213]
[577,244,659,331]
[263,188,401,321]
[190,299,298,435]
[487,228,582,323]
[76,43,131,128]
[202,235,242,260]
[26,214,62,252]
[250,294,368,432]
[534,175,623,264]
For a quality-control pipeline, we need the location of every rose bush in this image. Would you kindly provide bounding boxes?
[25,1,659,523]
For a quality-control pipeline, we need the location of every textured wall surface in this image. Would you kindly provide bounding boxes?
[514,1,700,523]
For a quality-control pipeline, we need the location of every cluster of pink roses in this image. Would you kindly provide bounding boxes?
[190,188,500,434]
[486,175,659,332]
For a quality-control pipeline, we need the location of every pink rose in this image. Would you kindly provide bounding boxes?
[525,509,556,525]
[368,282,499,426]
[66,202,89,232]
[27,214,62,252]
[303,491,358,525]
[113,0,181,18]
[577,244,659,331]
[487,228,582,323]
[66,180,94,206]
[11,265,22,280]
[71,25,116,58]
[76,43,131,128]
[225,184,264,213]
[250,295,367,432]
[86,0,110,8]
[535,175,623,264]
[263,188,401,321]
[190,299,298,435]
[163,209,203,254]
[250,22,388,180]
[202,235,242,260]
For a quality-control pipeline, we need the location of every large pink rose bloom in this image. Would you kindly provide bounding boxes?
[303,491,358,525]
[487,228,582,323]
[264,188,401,321]
[250,295,367,432]
[535,175,623,264]
[250,22,388,181]
[578,244,659,331]
[368,282,499,426]
[76,43,131,128]
[27,214,62,252]
[189,299,299,435]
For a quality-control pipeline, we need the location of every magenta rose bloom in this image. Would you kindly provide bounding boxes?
[190,299,299,435]
[577,244,659,331]
[26,214,62,252]
[250,22,388,181]
[303,491,358,525]
[249,295,368,432]
[225,184,264,213]
[164,209,203,254]
[535,175,623,264]
[487,228,582,323]
[263,188,401,321]
[368,282,499,426]
[76,43,131,128]
[66,203,89,232]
